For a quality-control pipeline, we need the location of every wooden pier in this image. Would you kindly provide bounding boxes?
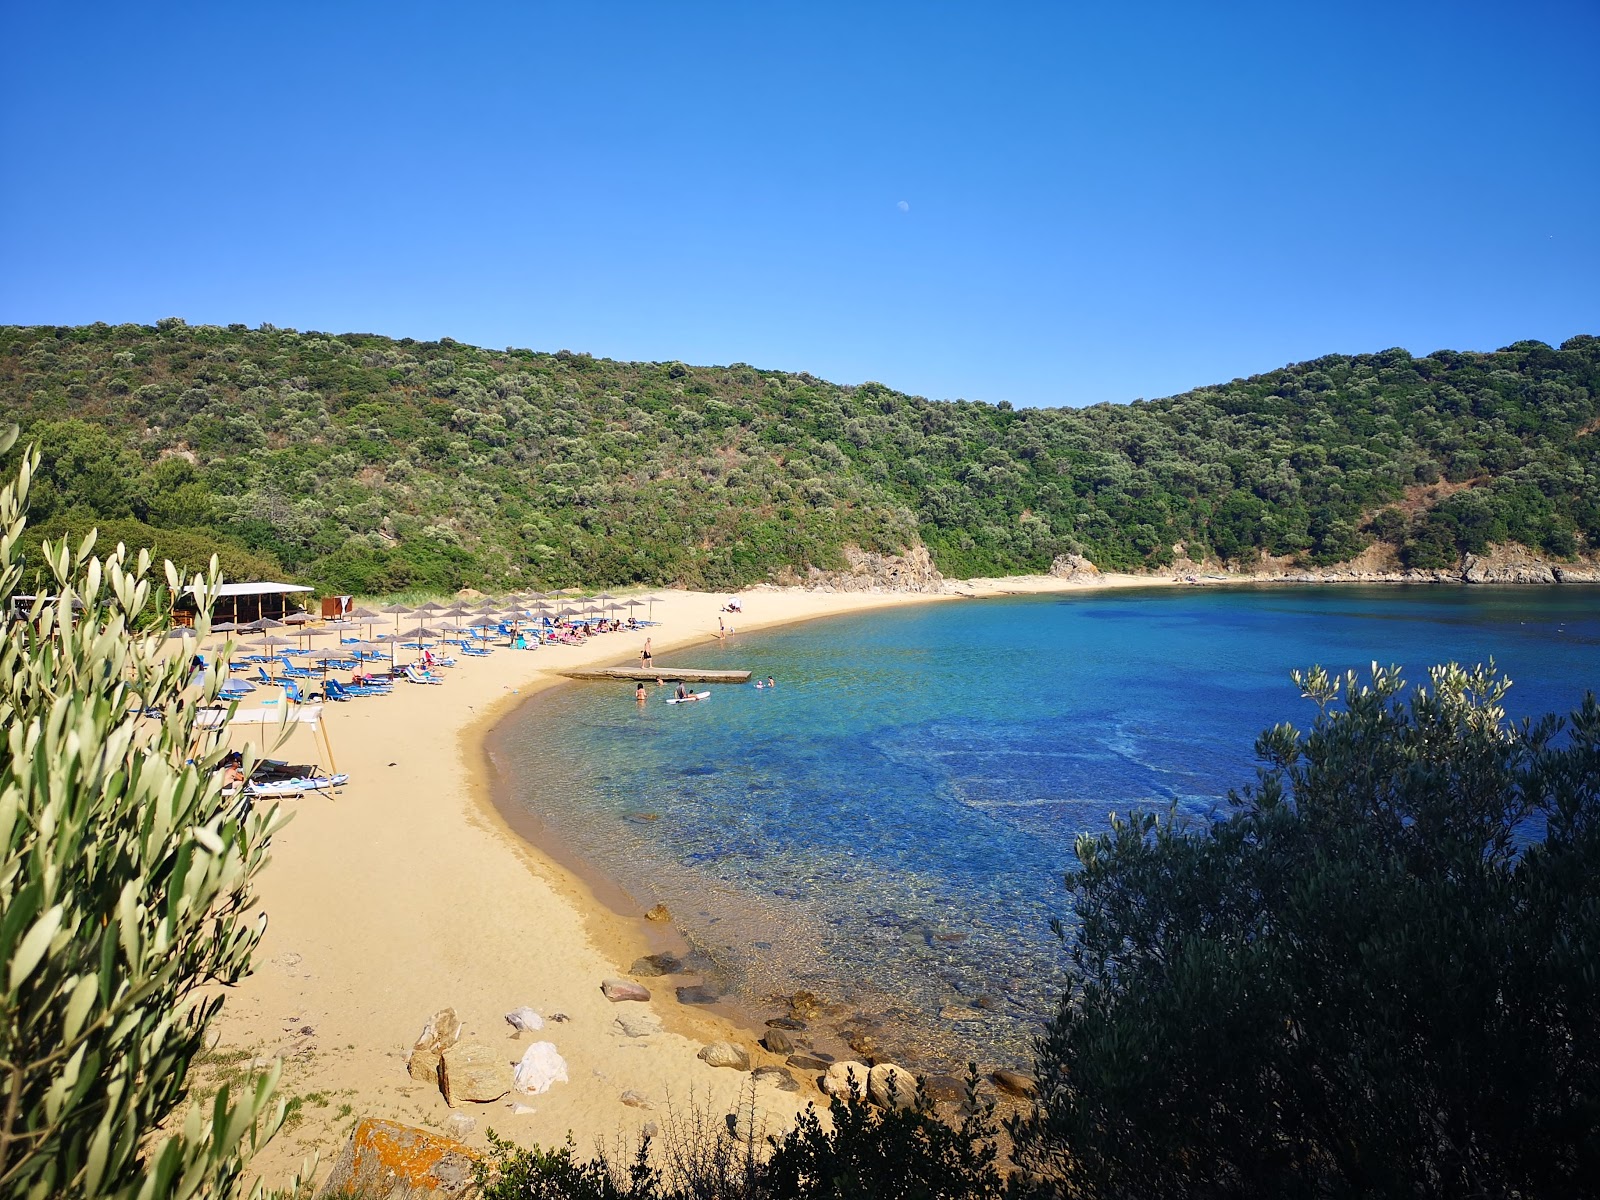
[559,666,751,684]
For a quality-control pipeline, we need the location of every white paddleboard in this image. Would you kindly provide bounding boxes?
[666,691,711,704]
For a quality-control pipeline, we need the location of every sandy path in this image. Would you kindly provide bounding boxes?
[208,575,1169,1188]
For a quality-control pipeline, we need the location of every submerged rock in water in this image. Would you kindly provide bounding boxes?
[923,1074,967,1104]
[990,1068,1037,1097]
[629,953,684,977]
[766,1016,807,1031]
[644,904,671,923]
[602,979,651,1002]
[676,984,720,1005]
[787,1051,833,1072]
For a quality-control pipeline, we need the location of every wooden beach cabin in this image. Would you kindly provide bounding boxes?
[177,580,315,625]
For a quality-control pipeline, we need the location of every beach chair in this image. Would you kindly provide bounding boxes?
[282,679,321,704]
[404,664,444,685]
[276,656,317,679]
[460,644,492,657]
[254,665,277,686]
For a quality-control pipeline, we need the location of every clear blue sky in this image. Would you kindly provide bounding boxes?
[2,2,1595,407]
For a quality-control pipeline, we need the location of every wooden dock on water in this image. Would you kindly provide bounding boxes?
[558,666,751,683]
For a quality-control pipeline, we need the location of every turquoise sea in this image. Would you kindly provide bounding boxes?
[489,586,1600,1071]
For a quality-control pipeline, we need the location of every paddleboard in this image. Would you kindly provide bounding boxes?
[666,691,711,704]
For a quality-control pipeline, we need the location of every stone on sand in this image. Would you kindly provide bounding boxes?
[614,1010,663,1038]
[407,1008,462,1084]
[990,1068,1037,1097]
[439,1043,509,1106]
[601,978,651,1002]
[316,1117,475,1200]
[697,1041,750,1070]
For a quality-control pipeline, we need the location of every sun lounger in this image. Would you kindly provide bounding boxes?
[404,664,444,685]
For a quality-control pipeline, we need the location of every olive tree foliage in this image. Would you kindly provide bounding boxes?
[1015,662,1600,1200]
[0,427,288,1199]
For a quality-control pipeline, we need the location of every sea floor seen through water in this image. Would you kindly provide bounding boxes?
[488,585,1600,1072]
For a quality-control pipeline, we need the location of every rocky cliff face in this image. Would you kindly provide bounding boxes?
[1200,542,1600,586]
[777,545,945,593]
[1049,553,1101,581]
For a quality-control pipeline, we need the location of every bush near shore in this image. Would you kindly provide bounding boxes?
[2,322,1597,594]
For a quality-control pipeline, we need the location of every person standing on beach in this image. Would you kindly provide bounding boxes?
[641,637,653,669]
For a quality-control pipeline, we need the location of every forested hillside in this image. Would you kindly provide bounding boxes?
[2,320,1596,593]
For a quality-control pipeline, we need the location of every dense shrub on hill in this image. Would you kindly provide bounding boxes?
[1,322,1596,591]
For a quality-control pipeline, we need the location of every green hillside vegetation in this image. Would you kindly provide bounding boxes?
[2,320,1596,594]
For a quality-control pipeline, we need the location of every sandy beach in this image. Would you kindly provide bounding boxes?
[207,572,1172,1188]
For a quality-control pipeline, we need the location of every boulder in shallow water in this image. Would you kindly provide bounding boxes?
[629,952,684,976]
[407,1008,462,1084]
[644,903,671,922]
[923,1074,967,1104]
[990,1068,1037,1097]
[439,1043,509,1106]
[602,978,651,1002]
[698,1041,750,1069]
[868,1063,918,1111]
[676,983,720,1004]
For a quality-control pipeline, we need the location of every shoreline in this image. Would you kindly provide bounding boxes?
[210,583,1043,1189]
[210,570,1598,1190]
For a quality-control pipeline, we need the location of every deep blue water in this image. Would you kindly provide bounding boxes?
[493,586,1600,1069]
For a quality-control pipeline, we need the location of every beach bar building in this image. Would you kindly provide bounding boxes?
[178,581,315,625]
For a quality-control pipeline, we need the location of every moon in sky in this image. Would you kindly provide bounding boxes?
[896,200,910,212]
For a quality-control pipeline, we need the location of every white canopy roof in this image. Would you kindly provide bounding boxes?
[214,582,314,597]
[196,704,324,729]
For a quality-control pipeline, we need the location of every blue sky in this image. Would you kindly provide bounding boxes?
[2,1,1595,407]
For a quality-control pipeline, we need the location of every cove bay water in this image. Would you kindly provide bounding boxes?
[492,585,1600,1072]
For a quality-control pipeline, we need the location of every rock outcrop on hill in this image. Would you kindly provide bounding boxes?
[783,545,945,593]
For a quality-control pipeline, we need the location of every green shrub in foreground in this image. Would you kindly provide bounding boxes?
[0,427,286,1199]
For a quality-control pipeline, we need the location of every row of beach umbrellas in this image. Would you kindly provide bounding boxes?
[170,591,668,651]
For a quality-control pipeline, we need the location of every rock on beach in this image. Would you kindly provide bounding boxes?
[601,979,651,1002]
[406,1008,462,1084]
[697,1041,750,1070]
[439,1043,508,1106]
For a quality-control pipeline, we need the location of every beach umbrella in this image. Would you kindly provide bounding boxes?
[166,626,198,640]
[255,617,289,630]
[414,601,447,614]
[282,612,315,625]
[643,595,667,622]
[594,592,616,602]
[211,620,242,632]
[348,606,382,619]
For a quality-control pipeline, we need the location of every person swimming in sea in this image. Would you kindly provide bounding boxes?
[635,682,648,703]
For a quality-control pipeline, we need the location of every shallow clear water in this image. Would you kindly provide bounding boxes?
[492,585,1600,1070]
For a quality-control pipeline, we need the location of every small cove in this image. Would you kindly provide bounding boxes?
[489,584,1600,1073]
